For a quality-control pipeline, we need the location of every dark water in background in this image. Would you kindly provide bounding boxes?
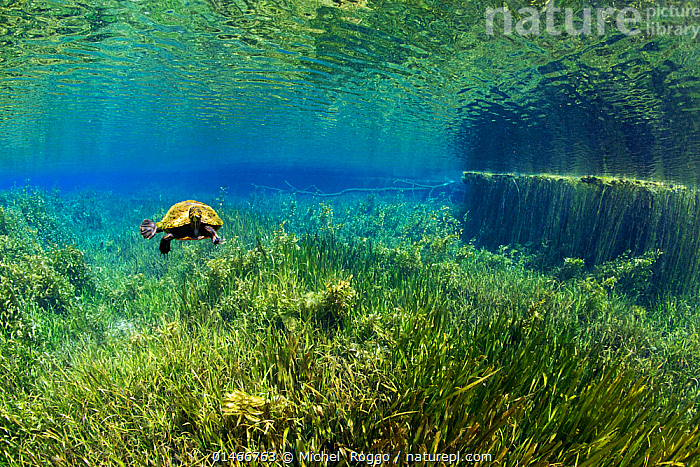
[0,0,699,189]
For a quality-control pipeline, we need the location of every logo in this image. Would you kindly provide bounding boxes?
[485,1,700,39]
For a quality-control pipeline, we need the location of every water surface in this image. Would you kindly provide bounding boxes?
[0,0,699,186]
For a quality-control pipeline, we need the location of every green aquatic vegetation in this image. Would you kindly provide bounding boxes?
[270,222,300,254]
[221,389,290,431]
[0,275,35,341]
[1,243,94,311]
[20,255,75,312]
[300,276,357,328]
[0,205,95,342]
[551,249,663,306]
[315,202,344,236]
[0,206,6,236]
[574,276,614,322]
[2,187,700,465]
[68,190,104,231]
[555,257,586,281]
[205,241,303,330]
[111,273,149,304]
[206,238,282,297]
[0,234,35,263]
[0,254,75,340]
[593,249,663,299]
[257,190,460,249]
[375,241,423,274]
[214,185,229,208]
[0,186,73,247]
[462,172,700,296]
[309,201,464,276]
[48,244,95,295]
[103,273,175,323]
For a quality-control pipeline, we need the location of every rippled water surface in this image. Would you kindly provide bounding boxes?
[1,0,699,185]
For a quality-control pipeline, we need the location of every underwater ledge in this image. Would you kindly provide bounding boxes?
[461,171,700,295]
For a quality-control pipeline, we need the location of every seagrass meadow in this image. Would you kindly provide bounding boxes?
[1,184,700,466]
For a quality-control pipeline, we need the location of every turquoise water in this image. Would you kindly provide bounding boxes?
[1,0,699,188]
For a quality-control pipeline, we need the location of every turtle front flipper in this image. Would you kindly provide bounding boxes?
[204,225,225,245]
[140,219,160,239]
[160,233,174,254]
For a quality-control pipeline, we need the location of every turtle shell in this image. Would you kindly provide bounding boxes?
[156,200,223,230]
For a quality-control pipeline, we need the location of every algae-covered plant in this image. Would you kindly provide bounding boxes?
[1,185,700,465]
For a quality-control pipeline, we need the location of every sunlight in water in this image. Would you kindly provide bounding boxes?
[0,0,699,183]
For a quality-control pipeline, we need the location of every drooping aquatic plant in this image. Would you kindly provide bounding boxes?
[461,172,700,296]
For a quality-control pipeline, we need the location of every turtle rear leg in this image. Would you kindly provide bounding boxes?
[204,225,225,245]
[159,233,174,254]
[140,219,161,239]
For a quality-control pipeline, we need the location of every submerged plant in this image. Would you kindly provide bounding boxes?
[1,186,700,466]
[49,245,95,295]
[556,257,586,281]
[221,389,290,434]
[322,276,357,320]
[300,276,357,328]
[69,190,104,231]
[594,249,663,299]
[0,206,6,236]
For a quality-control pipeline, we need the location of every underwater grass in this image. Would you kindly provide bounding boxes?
[460,172,700,297]
[1,186,700,465]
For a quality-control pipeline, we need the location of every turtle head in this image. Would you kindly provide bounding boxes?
[189,206,203,236]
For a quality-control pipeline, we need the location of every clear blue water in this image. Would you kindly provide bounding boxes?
[1,0,699,189]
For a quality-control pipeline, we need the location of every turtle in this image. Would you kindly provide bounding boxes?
[140,200,225,254]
